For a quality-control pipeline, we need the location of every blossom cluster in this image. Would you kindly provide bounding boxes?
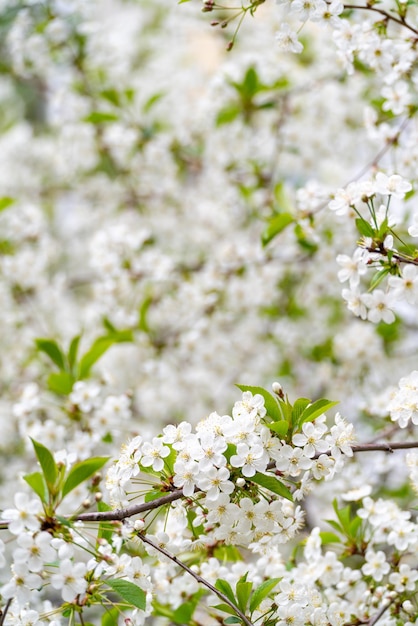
[330,172,418,324]
[107,390,354,551]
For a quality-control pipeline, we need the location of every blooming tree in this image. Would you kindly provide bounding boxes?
[1,1,418,626]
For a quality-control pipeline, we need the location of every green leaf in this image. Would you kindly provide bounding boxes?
[101,607,119,626]
[152,602,176,620]
[100,89,121,107]
[377,217,389,239]
[349,516,362,538]
[224,617,242,624]
[298,398,339,427]
[325,519,344,535]
[235,385,282,421]
[143,92,164,113]
[355,217,375,238]
[369,267,390,291]
[138,296,153,333]
[262,213,294,247]
[267,421,289,438]
[83,112,119,124]
[0,197,14,212]
[213,545,243,562]
[23,471,47,503]
[47,371,74,395]
[249,578,281,614]
[291,398,311,426]
[77,333,132,380]
[236,580,252,613]
[172,601,197,624]
[106,579,146,610]
[30,438,58,491]
[62,457,110,499]
[319,531,341,544]
[242,67,259,97]
[215,579,236,604]
[250,472,293,501]
[35,338,66,371]
[212,604,238,617]
[67,335,81,372]
[333,500,351,533]
[216,105,240,126]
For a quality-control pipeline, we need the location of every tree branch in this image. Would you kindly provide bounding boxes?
[137,532,255,626]
[76,490,185,522]
[367,600,393,626]
[0,599,12,626]
[1,440,418,530]
[343,4,418,35]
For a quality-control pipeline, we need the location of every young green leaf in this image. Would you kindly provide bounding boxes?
[262,213,295,247]
[172,602,196,624]
[216,105,240,126]
[35,338,66,371]
[249,578,281,614]
[297,398,339,427]
[30,438,58,491]
[101,607,119,626]
[215,579,236,604]
[172,593,204,625]
[47,372,74,395]
[213,604,239,617]
[77,332,133,380]
[83,112,119,124]
[106,579,146,610]
[291,398,311,426]
[250,472,293,501]
[267,421,289,438]
[319,531,341,544]
[355,217,375,238]
[67,335,81,372]
[61,457,110,499]
[236,580,252,613]
[224,617,242,625]
[23,471,47,503]
[369,267,390,291]
[101,89,121,106]
[0,197,14,212]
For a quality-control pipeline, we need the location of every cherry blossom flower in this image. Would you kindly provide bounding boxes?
[275,24,303,53]
[50,559,88,603]
[141,438,170,472]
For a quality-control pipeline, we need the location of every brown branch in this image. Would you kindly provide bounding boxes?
[137,533,255,626]
[0,599,12,626]
[351,440,418,454]
[76,489,185,522]
[1,440,418,530]
[364,244,418,267]
[368,600,393,626]
[75,440,418,522]
[343,3,418,35]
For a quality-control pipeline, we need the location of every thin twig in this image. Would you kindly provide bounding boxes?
[368,600,393,626]
[137,532,254,626]
[343,4,418,35]
[0,599,12,626]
